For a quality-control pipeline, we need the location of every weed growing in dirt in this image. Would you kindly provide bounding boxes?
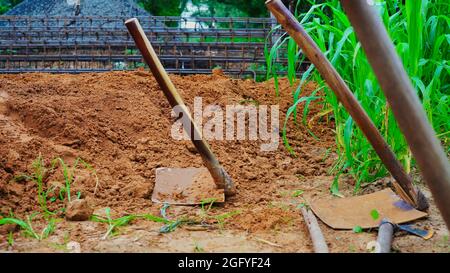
[266,0,449,191]
[15,155,54,215]
[48,231,71,252]
[199,198,217,219]
[16,155,99,215]
[291,189,308,209]
[292,189,304,197]
[7,231,14,247]
[158,203,188,233]
[1,155,98,244]
[0,212,57,241]
[198,199,241,230]
[51,157,99,203]
[90,208,171,239]
[214,210,241,229]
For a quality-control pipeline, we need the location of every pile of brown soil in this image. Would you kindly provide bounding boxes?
[0,72,447,253]
[0,71,333,215]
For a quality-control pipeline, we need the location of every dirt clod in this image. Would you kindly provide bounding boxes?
[0,223,18,235]
[65,199,93,221]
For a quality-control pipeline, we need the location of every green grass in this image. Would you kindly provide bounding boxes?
[266,0,449,192]
[14,155,99,215]
[1,155,98,244]
[51,157,99,203]
[90,208,173,239]
[0,212,57,241]
[198,199,241,230]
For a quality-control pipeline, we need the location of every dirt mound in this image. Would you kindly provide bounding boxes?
[0,72,333,216]
[0,72,446,253]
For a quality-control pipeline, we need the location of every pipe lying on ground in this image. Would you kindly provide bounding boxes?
[265,0,428,211]
[301,207,329,253]
[376,219,395,253]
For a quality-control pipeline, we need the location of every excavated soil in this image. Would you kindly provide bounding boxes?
[0,71,448,253]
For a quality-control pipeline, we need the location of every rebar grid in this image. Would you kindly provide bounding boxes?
[0,16,299,77]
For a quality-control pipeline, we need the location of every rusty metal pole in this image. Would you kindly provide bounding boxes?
[265,0,428,210]
[341,1,450,230]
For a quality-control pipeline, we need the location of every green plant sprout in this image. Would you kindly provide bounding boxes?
[90,208,172,239]
[51,157,99,203]
[7,231,14,247]
[0,213,57,241]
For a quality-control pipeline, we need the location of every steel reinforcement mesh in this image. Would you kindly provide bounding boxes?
[0,16,298,78]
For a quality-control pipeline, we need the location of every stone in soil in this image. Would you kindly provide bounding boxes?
[0,223,18,235]
[65,199,93,221]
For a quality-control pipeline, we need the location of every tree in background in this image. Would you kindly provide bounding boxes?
[1,0,305,18]
[137,0,188,17]
[0,0,22,14]
[188,0,317,18]
[138,0,274,18]
[201,0,269,17]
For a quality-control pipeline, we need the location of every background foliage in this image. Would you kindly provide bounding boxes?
[0,0,22,14]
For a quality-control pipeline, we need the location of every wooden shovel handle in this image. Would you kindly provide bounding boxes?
[125,18,236,196]
[266,0,426,209]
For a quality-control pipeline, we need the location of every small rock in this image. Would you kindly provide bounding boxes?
[0,223,18,235]
[65,199,93,221]
[67,241,81,253]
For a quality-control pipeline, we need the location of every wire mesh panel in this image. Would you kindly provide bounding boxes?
[0,16,294,78]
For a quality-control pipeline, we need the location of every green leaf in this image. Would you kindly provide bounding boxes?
[370,209,380,220]
[353,226,363,233]
[292,190,304,197]
[330,174,344,198]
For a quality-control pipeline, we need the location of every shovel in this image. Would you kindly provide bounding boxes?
[125,18,236,205]
[265,0,428,211]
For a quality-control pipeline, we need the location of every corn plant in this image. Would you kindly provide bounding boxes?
[266,0,449,192]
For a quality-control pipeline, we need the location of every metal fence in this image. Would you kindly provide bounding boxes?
[0,16,296,77]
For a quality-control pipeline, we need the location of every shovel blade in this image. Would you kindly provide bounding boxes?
[152,167,225,205]
[310,189,427,229]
